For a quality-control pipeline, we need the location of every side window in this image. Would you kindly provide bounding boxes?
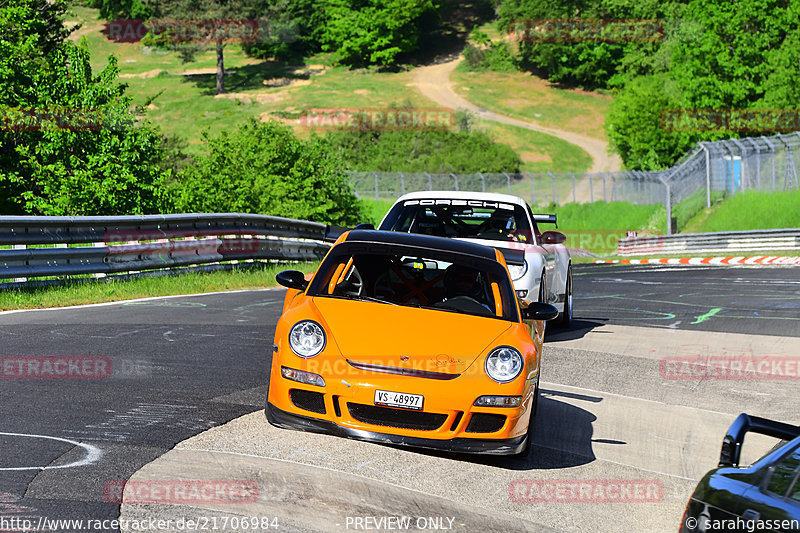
[766,446,800,498]
[525,204,541,243]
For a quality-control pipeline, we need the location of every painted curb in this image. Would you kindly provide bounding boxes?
[593,256,800,266]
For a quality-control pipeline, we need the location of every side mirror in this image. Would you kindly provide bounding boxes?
[541,231,567,245]
[354,223,375,230]
[521,302,559,321]
[276,270,309,291]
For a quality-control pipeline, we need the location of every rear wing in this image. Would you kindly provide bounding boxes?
[533,214,557,228]
[719,413,800,467]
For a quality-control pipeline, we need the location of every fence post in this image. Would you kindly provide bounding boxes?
[760,136,776,190]
[478,172,486,192]
[611,175,616,201]
[658,173,672,235]
[747,137,761,189]
[426,172,433,190]
[731,138,748,192]
[503,172,511,194]
[777,134,799,190]
[547,172,556,205]
[398,171,405,195]
[570,173,576,203]
[372,171,379,200]
[602,173,607,202]
[451,173,459,191]
[700,143,711,207]
[528,172,536,205]
[588,174,594,203]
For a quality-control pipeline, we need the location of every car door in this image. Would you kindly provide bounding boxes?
[738,445,800,532]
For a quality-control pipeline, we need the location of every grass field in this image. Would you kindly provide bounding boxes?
[451,68,613,141]
[0,263,318,310]
[683,189,800,233]
[65,4,597,170]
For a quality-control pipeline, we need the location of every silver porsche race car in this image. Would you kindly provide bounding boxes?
[378,191,572,326]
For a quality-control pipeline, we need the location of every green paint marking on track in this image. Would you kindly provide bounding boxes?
[691,308,722,324]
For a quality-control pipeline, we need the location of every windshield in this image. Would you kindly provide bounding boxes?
[307,242,518,321]
[379,199,534,244]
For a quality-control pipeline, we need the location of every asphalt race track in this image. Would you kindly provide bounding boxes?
[574,263,800,337]
[1,264,798,532]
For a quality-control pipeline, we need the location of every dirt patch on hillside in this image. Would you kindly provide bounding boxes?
[119,69,165,79]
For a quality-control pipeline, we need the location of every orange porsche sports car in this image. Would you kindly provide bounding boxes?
[266,230,558,455]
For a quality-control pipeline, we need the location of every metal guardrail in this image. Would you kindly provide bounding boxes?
[617,228,800,256]
[0,214,334,281]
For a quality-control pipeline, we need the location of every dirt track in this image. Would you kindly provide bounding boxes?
[410,58,622,174]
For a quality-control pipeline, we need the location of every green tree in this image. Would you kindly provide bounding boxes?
[319,0,439,67]
[173,120,365,225]
[142,0,267,94]
[0,0,170,215]
[604,74,695,170]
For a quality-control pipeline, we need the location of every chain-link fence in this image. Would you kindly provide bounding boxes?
[345,131,800,234]
[346,171,665,206]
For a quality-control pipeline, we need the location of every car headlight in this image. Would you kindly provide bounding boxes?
[484,346,523,383]
[508,261,527,280]
[288,320,326,358]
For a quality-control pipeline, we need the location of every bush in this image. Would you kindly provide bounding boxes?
[462,42,517,72]
[322,129,523,173]
[171,120,365,226]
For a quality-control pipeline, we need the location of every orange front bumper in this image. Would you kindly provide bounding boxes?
[266,355,537,455]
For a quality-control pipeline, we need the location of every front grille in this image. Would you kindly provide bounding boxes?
[346,360,460,380]
[347,403,447,431]
[290,389,326,414]
[465,413,506,433]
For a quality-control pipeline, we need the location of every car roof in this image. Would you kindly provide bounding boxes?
[395,190,529,207]
[344,229,498,262]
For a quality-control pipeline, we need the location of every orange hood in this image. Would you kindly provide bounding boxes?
[311,297,512,375]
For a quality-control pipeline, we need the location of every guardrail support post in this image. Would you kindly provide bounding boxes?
[451,173,459,191]
[503,172,511,194]
[478,172,486,192]
[426,172,432,190]
[398,172,405,195]
[588,174,594,203]
[372,171,379,200]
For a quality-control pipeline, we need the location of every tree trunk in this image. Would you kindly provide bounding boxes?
[215,40,225,95]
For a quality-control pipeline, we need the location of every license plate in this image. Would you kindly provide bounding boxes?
[374,390,424,410]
